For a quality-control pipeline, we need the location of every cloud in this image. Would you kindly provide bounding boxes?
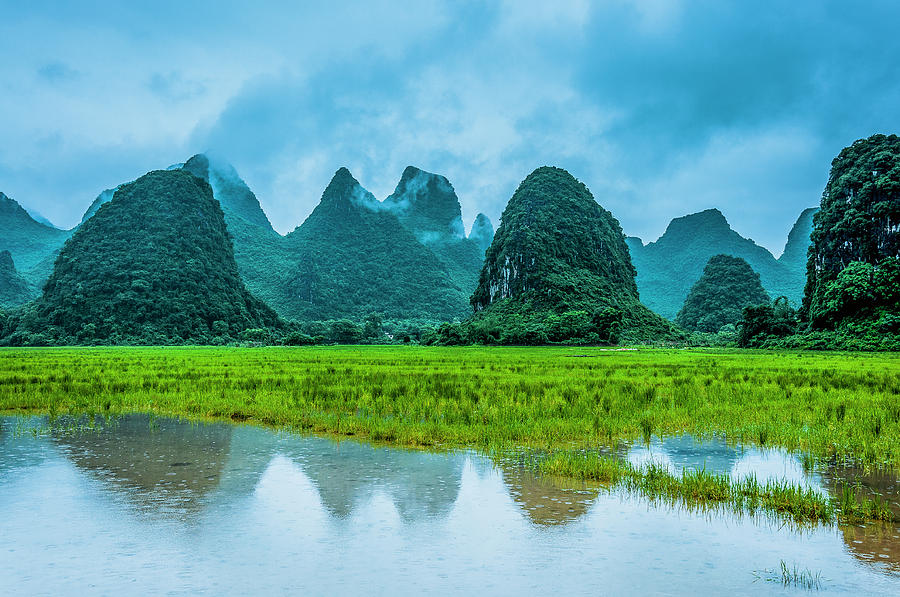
[2,1,900,252]
[148,72,207,103]
[37,62,79,83]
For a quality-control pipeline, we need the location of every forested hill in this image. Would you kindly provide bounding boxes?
[385,166,467,242]
[0,192,71,286]
[804,133,900,328]
[64,157,486,324]
[627,208,813,319]
[467,166,678,343]
[182,154,276,232]
[779,207,818,277]
[278,167,471,321]
[181,154,287,307]
[4,169,281,345]
[675,254,770,332]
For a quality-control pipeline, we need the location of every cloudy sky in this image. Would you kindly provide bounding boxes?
[2,0,898,253]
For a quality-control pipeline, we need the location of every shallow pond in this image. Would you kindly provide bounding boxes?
[1,415,898,595]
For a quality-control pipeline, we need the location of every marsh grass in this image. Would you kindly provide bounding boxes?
[779,561,824,590]
[536,451,840,524]
[1,345,898,523]
[12,412,116,438]
[838,482,894,522]
[753,561,825,590]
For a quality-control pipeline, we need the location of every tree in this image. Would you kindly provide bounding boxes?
[592,306,623,344]
[363,312,384,339]
[330,319,363,344]
[736,297,798,347]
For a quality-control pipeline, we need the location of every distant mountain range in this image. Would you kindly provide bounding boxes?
[0,155,814,324]
[627,207,816,319]
[15,155,494,322]
[0,192,72,291]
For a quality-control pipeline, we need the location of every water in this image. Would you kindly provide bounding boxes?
[1,415,898,595]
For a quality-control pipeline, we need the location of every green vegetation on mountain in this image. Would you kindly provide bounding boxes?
[2,169,281,345]
[676,255,770,332]
[0,250,34,308]
[385,166,466,242]
[181,154,288,307]
[7,140,894,350]
[183,154,275,231]
[79,155,288,308]
[384,166,485,296]
[279,168,468,322]
[73,158,484,326]
[432,167,678,344]
[628,208,812,319]
[804,134,900,332]
[468,213,494,254]
[0,192,71,286]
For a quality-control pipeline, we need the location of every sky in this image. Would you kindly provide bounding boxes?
[1,0,899,254]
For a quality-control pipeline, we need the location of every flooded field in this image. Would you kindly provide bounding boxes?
[1,415,898,595]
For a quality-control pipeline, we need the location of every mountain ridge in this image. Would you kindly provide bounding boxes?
[278,167,471,321]
[628,207,814,319]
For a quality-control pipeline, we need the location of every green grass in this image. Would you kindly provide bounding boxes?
[779,560,824,590]
[0,345,897,522]
[534,451,893,524]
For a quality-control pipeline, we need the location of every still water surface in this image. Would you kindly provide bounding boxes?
[1,415,898,595]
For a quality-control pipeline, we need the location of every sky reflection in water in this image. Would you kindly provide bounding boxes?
[1,415,898,595]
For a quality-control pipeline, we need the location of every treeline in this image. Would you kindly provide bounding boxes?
[730,257,900,351]
[0,308,438,347]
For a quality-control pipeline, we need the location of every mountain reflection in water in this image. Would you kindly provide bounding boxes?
[2,414,899,591]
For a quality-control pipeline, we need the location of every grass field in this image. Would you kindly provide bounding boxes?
[1,346,898,463]
[1,346,898,522]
